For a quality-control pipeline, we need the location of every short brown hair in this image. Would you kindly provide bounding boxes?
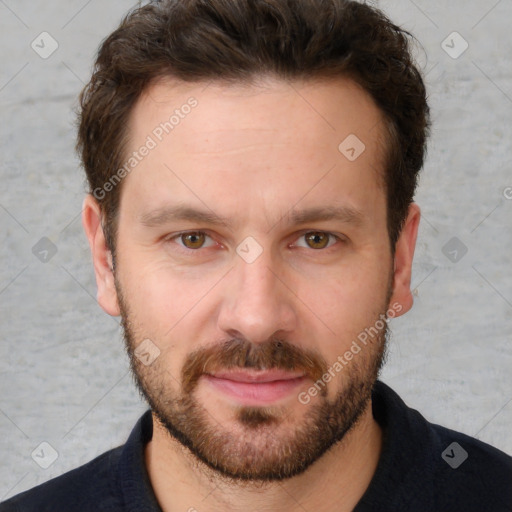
[76,0,430,260]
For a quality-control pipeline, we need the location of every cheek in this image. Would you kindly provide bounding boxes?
[302,256,390,355]
[120,274,189,381]
[118,263,219,354]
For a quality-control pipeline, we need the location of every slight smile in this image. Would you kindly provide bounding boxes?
[202,370,308,405]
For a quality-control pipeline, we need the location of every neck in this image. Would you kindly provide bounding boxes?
[144,402,382,512]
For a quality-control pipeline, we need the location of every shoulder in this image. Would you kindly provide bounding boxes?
[367,381,512,511]
[426,420,512,510]
[0,445,124,512]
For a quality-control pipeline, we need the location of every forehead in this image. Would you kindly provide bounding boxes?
[121,75,388,227]
[129,75,387,159]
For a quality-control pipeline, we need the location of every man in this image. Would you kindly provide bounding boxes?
[2,0,511,510]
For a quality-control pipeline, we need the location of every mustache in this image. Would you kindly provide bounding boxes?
[182,337,328,395]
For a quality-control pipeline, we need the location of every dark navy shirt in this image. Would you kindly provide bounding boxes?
[2,380,511,511]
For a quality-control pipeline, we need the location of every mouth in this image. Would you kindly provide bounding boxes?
[202,369,308,405]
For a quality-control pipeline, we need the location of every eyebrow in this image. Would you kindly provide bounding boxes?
[288,205,364,227]
[139,204,365,229]
[140,205,230,228]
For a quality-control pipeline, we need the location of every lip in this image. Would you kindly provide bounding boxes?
[202,370,308,405]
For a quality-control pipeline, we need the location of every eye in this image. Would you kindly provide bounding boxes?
[294,231,341,250]
[170,231,216,250]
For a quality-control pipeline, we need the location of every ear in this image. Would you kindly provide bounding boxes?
[81,195,120,316]
[389,202,421,317]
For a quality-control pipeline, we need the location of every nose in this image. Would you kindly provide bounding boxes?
[217,249,297,344]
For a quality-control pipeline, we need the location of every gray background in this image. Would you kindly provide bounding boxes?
[1,0,511,500]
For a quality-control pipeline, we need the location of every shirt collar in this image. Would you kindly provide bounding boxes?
[118,409,162,511]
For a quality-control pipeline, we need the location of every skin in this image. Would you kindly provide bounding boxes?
[83,75,420,512]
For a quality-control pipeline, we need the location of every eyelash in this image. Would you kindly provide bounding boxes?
[164,230,345,255]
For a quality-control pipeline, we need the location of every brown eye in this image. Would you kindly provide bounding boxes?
[304,232,331,249]
[180,231,206,249]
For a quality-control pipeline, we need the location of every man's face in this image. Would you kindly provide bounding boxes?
[106,76,402,481]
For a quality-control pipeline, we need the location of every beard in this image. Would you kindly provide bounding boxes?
[116,277,391,484]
